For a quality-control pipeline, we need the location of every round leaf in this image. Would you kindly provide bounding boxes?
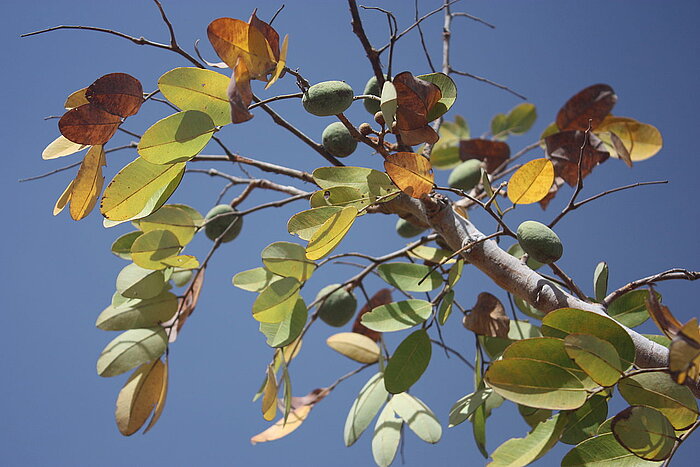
[360,299,432,332]
[607,290,656,328]
[59,104,121,145]
[136,205,196,246]
[85,72,143,118]
[561,432,662,466]
[138,110,216,164]
[111,231,143,260]
[158,67,231,126]
[612,406,675,461]
[252,277,301,323]
[384,152,434,199]
[564,333,625,387]
[390,393,442,443]
[130,229,181,270]
[507,158,554,204]
[287,206,343,241]
[96,291,178,331]
[417,72,457,122]
[116,263,166,300]
[262,241,317,281]
[233,267,282,292]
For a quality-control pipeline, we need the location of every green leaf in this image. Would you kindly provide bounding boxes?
[116,263,166,300]
[561,396,609,445]
[593,262,609,302]
[259,297,307,348]
[448,388,492,428]
[232,267,283,292]
[438,289,455,325]
[305,206,358,260]
[287,206,343,241]
[137,110,216,164]
[519,405,553,429]
[447,259,463,289]
[390,393,442,443]
[170,269,193,287]
[384,329,432,394]
[607,290,657,328]
[130,229,181,270]
[514,296,546,320]
[485,358,587,410]
[372,404,402,467]
[377,262,442,292]
[480,321,543,360]
[617,371,699,430]
[407,245,456,264]
[96,291,178,331]
[564,333,625,386]
[309,186,372,211]
[489,413,566,467]
[111,231,143,260]
[541,308,636,368]
[430,116,469,169]
[101,158,185,221]
[158,67,231,126]
[360,299,433,332]
[312,166,398,200]
[252,277,301,323]
[97,327,168,377]
[505,103,537,134]
[612,406,676,461]
[561,432,663,466]
[168,203,204,227]
[344,372,389,447]
[136,205,196,245]
[491,113,509,140]
[326,332,380,364]
[261,241,317,281]
[417,72,457,122]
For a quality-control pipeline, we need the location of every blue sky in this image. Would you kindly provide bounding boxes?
[4,1,699,466]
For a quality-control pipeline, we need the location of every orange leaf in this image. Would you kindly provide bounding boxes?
[384,152,434,199]
[69,144,106,220]
[207,17,275,79]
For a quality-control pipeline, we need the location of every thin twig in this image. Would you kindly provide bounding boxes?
[186,168,309,196]
[549,262,587,301]
[19,161,81,182]
[377,0,461,53]
[550,121,591,226]
[662,419,700,467]
[451,11,495,29]
[269,4,285,25]
[236,193,311,216]
[449,68,526,100]
[248,93,303,110]
[430,339,475,369]
[327,363,376,391]
[603,269,700,307]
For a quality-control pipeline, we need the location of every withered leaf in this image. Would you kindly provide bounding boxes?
[290,387,330,410]
[459,139,510,173]
[669,319,700,385]
[353,288,393,342]
[228,62,254,123]
[162,267,205,342]
[249,10,280,61]
[462,292,509,338]
[646,287,682,339]
[544,130,609,187]
[393,71,441,145]
[58,104,121,145]
[85,73,143,118]
[384,152,434,199]
[556,84,617,131]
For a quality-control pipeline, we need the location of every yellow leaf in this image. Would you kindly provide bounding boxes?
[160,255,199,269]
[596,116,663,161]
[384,152,434,199]
[64,87,89,110]
[262,364,278,421]
[670,318,700,385]
[70,145,106,220]
[53,179,74,216]
[42,135,88,160]
[143,356,169,433]
[507,158,554,205]
[265,34,288,89]
[326,332,380,363]
[207,18,275,79]
[250,404,312,444]
[115,358,166,436]
[305,206,358,260]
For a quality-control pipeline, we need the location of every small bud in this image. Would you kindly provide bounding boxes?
[358,123,372,136]
[374,111,385,126]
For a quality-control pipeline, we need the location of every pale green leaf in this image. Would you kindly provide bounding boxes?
[305,206,358,260]
[611,406,675,461]
[372,404,402,467]
[360,299,432,332]
[326,332,380,363]
[390,393,442,443]
[593,262,609,302]
[137,110,216,164]
[111,231,143,260]
[259,298,307,348]
[130,229,181,270]
[116,263,166,300]
[561,432,663,466]
[97,327,168,377]
[377,262,442,292]
[448,388,492,428]
[417,72,457,122]
[252,277,301,323]
[262,241,317,281]
[233,267,283,292]
[96,291,178,331]
[564,334,625,386]
[344,372,389,447]
[136,205,196,245]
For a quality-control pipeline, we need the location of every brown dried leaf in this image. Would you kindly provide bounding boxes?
[462,292,509,338]
[69,145,106,221]
[163,267,205,342]
[115,358,166,436]
[544,130,609,187]
[459,139,510,173]
[393,71,441,145]
[227,61,254,123]
[609,131,633,168]
[669,318,700,385]
[646,288,682,339]
[85,73,143,118]
[249,10,280,61]
[58,104,121,145]
[207,17,275,79]
[384,152,434,199]
[353,288,393,342]
[556,84,617,131]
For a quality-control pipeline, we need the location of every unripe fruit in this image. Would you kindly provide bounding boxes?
[316,284,357,327]
[374,111,385,126]
[363,75,383,114]
[448,159,482,191]
[396,218,427,238]
[322,122,357,158]
[302,81,354,116]
[358,122,373,136]
[204,204,243,242]
[516,221,563,264]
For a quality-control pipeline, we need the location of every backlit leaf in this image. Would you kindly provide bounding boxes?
[287,206,343,241]
[116,263,165,300]
[556,84,617,131]
[143,356,168,433]
[309,186,371,211]
[544,130,610,187]
[376,262,442,292]
[305,206,358,260]
[384,329,432,394]
[326,332,380,363]
[85,72,143,118]
[59,104,121,145]
[489,413,567,467]
[115,358,165,436]
[138,110,216,164]
[262,365,278,421]
[480,321,543,360]
[384,152,434,199]
[97,327,167,377]
[69,144,106,220]
[353,289,393,342]
[407,245,455,264]
[101,158,186,221]
[136,205,196,245]
[417,72,457,122]
[259,297,307,348]
[430,115,469,169]
[42,134,88,160]
[669,318,700,385]
[312,166,398,200]
[130,230,181,270]
[393,71,441,145]
[207,16,275,78]
[460,139,510,173]
[252,277,301,323]
[438,289,455,325]
[250,405,312,445]
[262,241,317,281]
[264,33,288,89]
[233,267,283,292]
[64,87,89,109]
[561,432,663,466]
[593,262,608,302]
[159,255,199,269]
[596,116,662,161]
[372,404,402,467]
[564,333,625,387]
[506,103,537,135]
[96,290,178,331]
[507,158,554,205]
[390,393,442,443]
[611,406,675,461]
[344,373,389,447]
[111,231,143,260]
[158,67,231,126]
[360,299,433,332]
[448,388,492,428]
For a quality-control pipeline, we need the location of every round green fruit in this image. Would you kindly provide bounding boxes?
[448,159,482,191]
[302,81,354,116]
[322,122,357,158]
[516,221,563,264]
[396,218,427,238]
[316,284,357,327]
[204,204,243,243]
[362,75,383,114]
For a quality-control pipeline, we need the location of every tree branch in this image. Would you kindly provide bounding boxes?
[603,269,700,307]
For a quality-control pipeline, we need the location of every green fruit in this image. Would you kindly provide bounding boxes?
[516,221,563,264]
[396,218,427,238]
[362,75,383,114]
[322,122,357,158]
[448,159,482,191]
[204,204,243,242]
[302,81,354,116]
[316,284,357,327]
